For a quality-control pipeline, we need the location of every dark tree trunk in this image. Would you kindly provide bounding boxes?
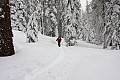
[56,1,63,37]
[0,0,15,56]
[58,17,62,37]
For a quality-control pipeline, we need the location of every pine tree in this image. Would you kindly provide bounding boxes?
[88,0,104,45]
[63,0,81,46]
[10,0,26,32]
[103,0,120,49]
[26,11,39,43]
[25,0,41,43]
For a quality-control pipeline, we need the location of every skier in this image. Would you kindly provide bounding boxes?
[56,36,62,47]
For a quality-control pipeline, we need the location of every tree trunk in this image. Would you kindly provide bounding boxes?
[42,0,46,35]
[0,0,15,56]
[57,8,62,37]
[58,18,62,37]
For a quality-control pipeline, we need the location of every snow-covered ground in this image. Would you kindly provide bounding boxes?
[0,30,120,80]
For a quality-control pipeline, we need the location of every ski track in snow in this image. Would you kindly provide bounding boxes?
[1,31,120,80]
[24,47,65,80]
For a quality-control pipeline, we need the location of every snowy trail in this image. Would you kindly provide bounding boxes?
[24,47,65,80]
[1,30,120,80]
[35,46,120,80]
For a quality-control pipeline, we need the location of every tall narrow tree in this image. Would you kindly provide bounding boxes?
[0,0,15,56]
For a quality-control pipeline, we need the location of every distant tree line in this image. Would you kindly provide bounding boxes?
[10,0,120,49]
[11,0,82,46]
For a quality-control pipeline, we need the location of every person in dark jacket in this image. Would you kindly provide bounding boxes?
[56,36,62,47]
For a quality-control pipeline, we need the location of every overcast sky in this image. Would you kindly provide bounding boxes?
[81,0,92,11]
